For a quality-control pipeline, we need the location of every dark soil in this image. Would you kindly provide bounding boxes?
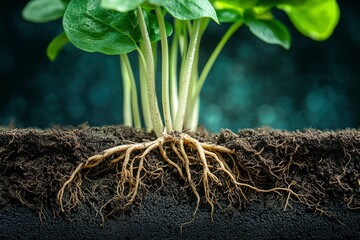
[0,126,359,239]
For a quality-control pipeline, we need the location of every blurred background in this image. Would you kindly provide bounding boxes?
[1,1,359,132]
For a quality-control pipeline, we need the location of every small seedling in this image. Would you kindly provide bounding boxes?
[23,0,340,222]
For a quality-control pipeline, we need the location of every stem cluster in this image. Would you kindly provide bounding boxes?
[121,7,243,137]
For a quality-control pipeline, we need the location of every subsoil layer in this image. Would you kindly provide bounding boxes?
[0,126,359,239]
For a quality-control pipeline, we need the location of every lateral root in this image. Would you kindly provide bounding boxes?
[57,133,298,220]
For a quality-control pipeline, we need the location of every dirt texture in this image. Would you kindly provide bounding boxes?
[0,126,359,239]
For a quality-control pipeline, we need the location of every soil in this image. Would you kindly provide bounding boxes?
[0,126,359,239]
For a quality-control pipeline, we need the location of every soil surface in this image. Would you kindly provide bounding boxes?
[0,126,359,239]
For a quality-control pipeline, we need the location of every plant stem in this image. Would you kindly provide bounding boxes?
[184,52,199,130]
[174,20,201,132]
[152,42,157,80]
[120,54,141,129]
[184,45,198,129]
[178,21,188,86]
[155,6,173,133]
[138,45,153,131]
[188,96,199,130]
[137,7,164,137]
[169,20,180,122]
[194,21,243,98]
[120,55,132,127]
[184,19,205,130]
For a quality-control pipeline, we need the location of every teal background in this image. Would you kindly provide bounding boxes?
[1,1,359,132]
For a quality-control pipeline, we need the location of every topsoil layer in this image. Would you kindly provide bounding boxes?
[0,126,359,239]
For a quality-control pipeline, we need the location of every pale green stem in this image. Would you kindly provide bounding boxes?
[138,45,153,131]
[174,20,201,132]
[184,19,206,130]
[169,20,180,121]
[155,6,173,132]
[120,54,141,129]
[178,21,188,84]
[194,21,243,98]
[200,18,210,36]
[188,96,199,131]
[137,7,164,137]
[186,21,192,35]
[120,55,132,127]
[152,42,158,80]
[184,35,200,129]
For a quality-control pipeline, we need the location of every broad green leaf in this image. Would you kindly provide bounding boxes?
[216,9,242,23]
[279,0,340,41]
[22,0,67,23]
[147,13,173,42]
[63,0,141,55]
[245,13,291,49]
[212,1,245,16]
[149,0,219,23]
[212,0,269,23]
[47,32,69,61]
[102,0,219,22]
[212,0,258,9]
[101,0,146,12]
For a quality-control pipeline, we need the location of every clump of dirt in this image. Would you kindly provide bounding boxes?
[0,126,359,220]
[219,129,360,213]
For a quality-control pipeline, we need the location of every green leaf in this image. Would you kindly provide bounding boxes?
[149,0,219,23]
[101,0,219,23]
[47,32,69,61]
[245,13,291,49]
[279,0,340,41]
[216,9,242,23]
[22,0,67,23]
[63,0,141,55]
[147,13,173,42]
[213,0,258,9]
[212,0,271,23]
[100,0,146,12]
